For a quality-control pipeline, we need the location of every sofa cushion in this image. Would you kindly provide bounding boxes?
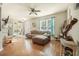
[33,35,47,39]
[31,30,50,35]
[26,30,50,39]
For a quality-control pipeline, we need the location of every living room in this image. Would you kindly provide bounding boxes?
[0,3,79,56]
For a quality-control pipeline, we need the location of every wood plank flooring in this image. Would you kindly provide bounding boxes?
[0,38,63,56]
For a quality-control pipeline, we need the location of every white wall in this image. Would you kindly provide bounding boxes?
[31,11,67,36]
[68,4,79,19]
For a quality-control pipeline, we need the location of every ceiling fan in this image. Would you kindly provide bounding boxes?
[29,8,41,15]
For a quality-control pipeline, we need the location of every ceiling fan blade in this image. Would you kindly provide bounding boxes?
[30,8,34,10]
[35,10,40,12]
[29,12,32,15]
[34,12,37,15]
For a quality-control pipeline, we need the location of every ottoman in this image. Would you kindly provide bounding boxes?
[32,35,50,45]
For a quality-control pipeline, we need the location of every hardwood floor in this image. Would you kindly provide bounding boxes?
[0,37,63,56]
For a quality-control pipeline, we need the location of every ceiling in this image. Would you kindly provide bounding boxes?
[2,3,71,20]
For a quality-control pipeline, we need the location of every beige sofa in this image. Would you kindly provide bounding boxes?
[26,30,51,45]
[26,30,50,39]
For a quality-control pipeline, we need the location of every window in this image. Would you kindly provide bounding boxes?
[40,20,46,31]
[40,17,55,35]
[40,19,51,31]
